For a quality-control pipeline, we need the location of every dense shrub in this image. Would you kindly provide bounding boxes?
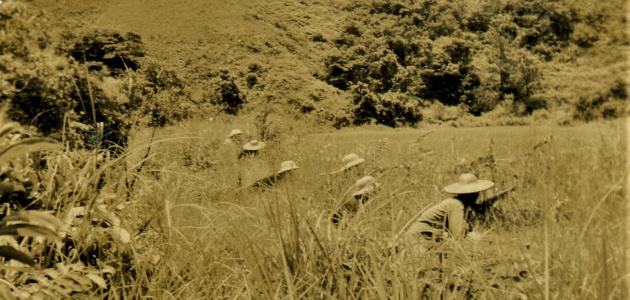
[351,83,421,127]
[0,1,203,152]
[137,62,194,127]
[574,80,627,121]
[68,30,145,76]
[571,23,599,48]
[208,70,246,115]
[323,0,627,125]
[0,2,72,134]
[0,2,149,152]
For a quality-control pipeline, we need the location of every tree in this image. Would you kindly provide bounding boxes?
[209,71,246,115]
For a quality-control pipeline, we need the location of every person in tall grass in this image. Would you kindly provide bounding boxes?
[238,139,266,159]
[325,153,366,196]
[329,153,365,175]
[403,173,494,251]
[332,175,380,224]
[220,129,246,167]
[223,129,244,146]
[249,160,299,189]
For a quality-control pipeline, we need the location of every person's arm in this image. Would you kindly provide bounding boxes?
[447,204,467,239]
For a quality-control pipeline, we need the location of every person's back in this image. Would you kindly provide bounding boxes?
[331,175,380,224]
[413,198,466,239]
[399,173,495,256]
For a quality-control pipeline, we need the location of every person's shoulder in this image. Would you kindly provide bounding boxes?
[441,197,464,209]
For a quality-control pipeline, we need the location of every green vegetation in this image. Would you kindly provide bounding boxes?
[324,0,627,125]
[124,117,626,299]
[28,0,628,127]
[0,0,626,298]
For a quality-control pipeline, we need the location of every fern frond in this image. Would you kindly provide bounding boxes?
[0,138,62,166]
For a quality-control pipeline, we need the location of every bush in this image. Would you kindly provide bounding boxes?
[571,23,599,48]
[322,0,625,124]
[573,79,627,121]
[67,30,145,77]
[0,3,148,152]
[208,70,246,115]
[3,55,77,135]
[0,2,75,135]
[350,83,421,127]
[421,101,467,124]
[137,61,194,127]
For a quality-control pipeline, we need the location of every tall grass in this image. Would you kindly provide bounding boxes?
[118,117,626,299]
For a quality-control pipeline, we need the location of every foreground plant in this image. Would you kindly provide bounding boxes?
[0,105,126,299]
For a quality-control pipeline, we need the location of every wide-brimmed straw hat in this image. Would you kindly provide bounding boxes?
[243,139,266,151]
[352,175,380,197]
[443,173,494,194]
[277,160,299,174]
[229,129,244,138]
[331,153,365,174]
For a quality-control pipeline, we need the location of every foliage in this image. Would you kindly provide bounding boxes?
[0,2,72,134]
[323,0,627,124]
[573,79,627,121]
[208,70,246,115]
[135,62,195,127]
[67,30,145,77]
[1,1,203,152]
[0,109,117,299]
[0,2,146,152]
[350,83,421,127]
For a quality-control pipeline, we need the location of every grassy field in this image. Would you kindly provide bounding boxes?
[1,1,626,298]
[123,118,627,299]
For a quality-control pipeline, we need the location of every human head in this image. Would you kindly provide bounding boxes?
[444,173,493,204]
[352,175,380,198]
[331,153,365,174]
[277,160,299,175]
[243,139,266,152]
[228,129,244,142]
[454,193,480,205]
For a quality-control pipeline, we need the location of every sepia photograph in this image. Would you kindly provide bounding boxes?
[0,0,627,298]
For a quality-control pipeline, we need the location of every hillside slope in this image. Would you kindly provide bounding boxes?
[32,0,353,120]
[30,0,628,126]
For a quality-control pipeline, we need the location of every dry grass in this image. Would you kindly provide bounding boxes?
[119,116,627,299]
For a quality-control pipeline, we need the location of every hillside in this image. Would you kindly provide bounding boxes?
[28,0,630,127]
[31,0,353,121]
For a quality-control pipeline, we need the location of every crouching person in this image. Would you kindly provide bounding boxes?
[332,175,380,224]
[401,173,494,255]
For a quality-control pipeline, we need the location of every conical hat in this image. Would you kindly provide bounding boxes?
[243,139,266,151]
[443,173,494,194]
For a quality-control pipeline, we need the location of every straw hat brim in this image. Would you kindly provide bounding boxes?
[243,142,266,151]
[277,166,299,174]
[443,180,494,194]
[352,187,373,197]
[330,158,365,174]
[351,182,380,197]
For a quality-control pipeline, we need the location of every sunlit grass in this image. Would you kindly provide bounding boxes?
[122,117,626,299]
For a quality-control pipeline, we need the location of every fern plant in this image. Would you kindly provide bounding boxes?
[0,104,114,299]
